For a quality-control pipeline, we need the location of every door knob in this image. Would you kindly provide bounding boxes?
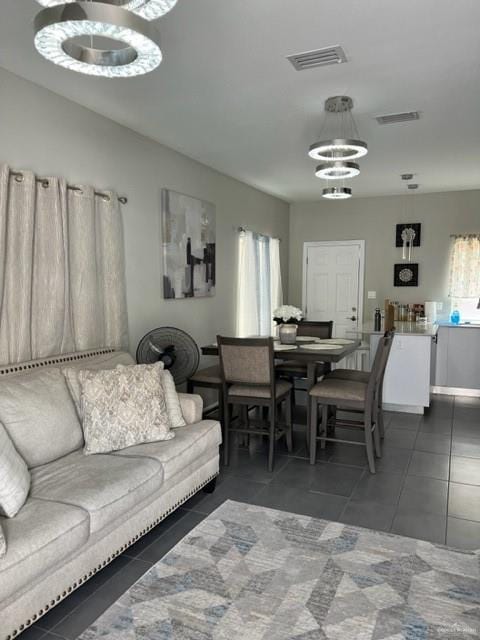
[346,316,357,321]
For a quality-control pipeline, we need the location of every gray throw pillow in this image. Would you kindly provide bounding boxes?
[0,523,5,559]
[0,422,30,518]
[78,363,174,455]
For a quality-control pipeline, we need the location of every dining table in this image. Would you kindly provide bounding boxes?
[201,337,362,432]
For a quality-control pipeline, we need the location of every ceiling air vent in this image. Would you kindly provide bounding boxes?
[375,111,420,125]
[287,46,347,71]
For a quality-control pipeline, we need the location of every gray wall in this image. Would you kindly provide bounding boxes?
[0,68,289,355]
[289,191,480,323]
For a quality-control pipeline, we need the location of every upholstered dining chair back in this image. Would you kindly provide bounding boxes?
[217,336,274,386]
[296,321,333,339]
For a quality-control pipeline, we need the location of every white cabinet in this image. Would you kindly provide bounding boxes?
[370,333,433,414]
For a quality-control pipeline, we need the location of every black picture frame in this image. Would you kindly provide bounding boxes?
[395,223,421,247]
[394,263,419,287]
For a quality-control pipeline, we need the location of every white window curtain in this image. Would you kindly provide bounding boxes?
[448,234,480,298]
[236,230,283,337]
[0,164,128,365]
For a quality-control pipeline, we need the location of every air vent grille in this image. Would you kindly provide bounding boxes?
[376,111,420,125]
[287,46,347,71]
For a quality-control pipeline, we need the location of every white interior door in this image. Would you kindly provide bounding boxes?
[303,241,364,337]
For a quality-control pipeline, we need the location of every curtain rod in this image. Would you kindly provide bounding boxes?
[450,233,480,239]
[237,226,281,242]
[9,171,128,205]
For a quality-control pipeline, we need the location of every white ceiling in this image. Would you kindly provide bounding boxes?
[1,0,480,202]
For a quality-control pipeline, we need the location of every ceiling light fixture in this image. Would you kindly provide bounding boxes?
[315,161,360,180]
[36,0,177,21]
[322,187,352,200]
[309,96,368,161]
[34,1,163,77]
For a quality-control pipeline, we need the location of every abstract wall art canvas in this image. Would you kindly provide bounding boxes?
[161,189,216,299]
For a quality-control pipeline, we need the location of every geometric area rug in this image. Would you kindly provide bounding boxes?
[79,500,480,639]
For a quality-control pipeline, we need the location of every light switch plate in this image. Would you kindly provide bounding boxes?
[368,291,377,299]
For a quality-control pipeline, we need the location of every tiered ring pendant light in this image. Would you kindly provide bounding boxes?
[34,0,177,77]
[308,96,368,200]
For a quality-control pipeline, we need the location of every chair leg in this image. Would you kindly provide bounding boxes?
[309,397,318,465]
[364,407,376,474]
[378,387,385,439]
[320,405,329,449]
[268,401,276,472]
[223,399,231,467]
[285,394,293,453]
[373,420,382,458]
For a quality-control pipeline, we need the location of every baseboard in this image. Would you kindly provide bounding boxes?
[382,403,424,415]
[432,386,480,398]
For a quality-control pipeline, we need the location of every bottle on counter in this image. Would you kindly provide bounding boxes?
[450,309,461,325]
[374,308,382,331]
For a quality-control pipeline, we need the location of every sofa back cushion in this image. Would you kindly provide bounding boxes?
[0,369,83,468]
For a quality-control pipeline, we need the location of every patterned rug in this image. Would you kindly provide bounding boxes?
[80,500,480,639]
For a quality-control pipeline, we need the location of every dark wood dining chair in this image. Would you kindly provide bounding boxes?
[308,331,394,473]
[187,365,224,425]
[276,320,334,383]
[217,336,293,472]
[326,331,395,438]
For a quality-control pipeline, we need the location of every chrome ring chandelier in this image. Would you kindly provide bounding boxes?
[307,96,368,199]
[322,187,352,200]
[34,0,171,77]
[315,161,360,180]
[36,0,178,21]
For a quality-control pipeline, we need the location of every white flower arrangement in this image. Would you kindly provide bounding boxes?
[273,305,304,325]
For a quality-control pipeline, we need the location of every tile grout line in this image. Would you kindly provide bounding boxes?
[445,396,455,544]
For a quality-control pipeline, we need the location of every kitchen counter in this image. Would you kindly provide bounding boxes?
[358,322,438,337]
[437,322,480,329]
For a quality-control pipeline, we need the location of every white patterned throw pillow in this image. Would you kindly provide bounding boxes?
[78,363,174,455]
[0,422,30,518]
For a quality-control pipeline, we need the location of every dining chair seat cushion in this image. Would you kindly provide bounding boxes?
[309,378,367,403]
[328,369,370,383]
[189,365,222,385]
[228,380,292,399]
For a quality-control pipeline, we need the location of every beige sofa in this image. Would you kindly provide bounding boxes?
[0,349,222,640]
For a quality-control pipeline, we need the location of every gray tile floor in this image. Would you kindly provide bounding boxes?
[20,394,480,640]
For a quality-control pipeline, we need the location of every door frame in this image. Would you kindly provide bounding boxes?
[302,240,366,329]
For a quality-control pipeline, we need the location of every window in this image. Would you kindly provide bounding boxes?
[448,234,480,321]
[236,230,283,337]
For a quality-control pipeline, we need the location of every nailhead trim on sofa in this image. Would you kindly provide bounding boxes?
[4,473,218,640]
[0,348,116,377]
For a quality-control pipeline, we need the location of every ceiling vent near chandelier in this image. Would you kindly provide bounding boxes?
[287,45,347,71]
[375,111,420,125]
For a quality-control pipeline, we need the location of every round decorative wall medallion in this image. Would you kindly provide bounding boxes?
[399,268,414,283]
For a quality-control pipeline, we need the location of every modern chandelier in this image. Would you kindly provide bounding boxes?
[308,96,368,200]
[34,0,177,77]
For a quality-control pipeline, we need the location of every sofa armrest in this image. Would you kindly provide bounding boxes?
[178,393,203,424]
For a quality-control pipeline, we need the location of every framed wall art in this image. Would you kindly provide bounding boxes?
[394,263,419,287]
[161,189,216,299]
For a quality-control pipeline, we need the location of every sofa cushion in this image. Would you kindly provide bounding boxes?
[0,369,83,468]
[0,423,30,517]
[114,420,222,482]
[30,451,163,533]
[0,498,89,602]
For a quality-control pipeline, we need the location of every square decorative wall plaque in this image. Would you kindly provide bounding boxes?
[395,223,421,247]
[394,263,419,287]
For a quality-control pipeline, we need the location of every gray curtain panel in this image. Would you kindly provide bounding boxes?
[0,165,128,364]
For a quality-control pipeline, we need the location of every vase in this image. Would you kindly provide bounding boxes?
[279,323,298,345]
